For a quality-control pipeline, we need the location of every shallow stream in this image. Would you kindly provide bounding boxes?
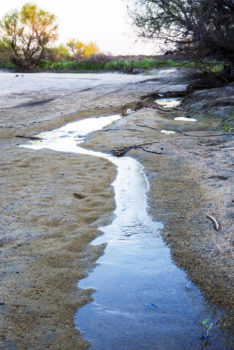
[23,113,231,349]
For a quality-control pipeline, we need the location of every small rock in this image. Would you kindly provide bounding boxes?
[160,130,176,135]
[73,193,85,199]
[132,68,145,74]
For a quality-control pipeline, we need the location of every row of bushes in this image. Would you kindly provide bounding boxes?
[36,58,224,73]
[0,57,223,73]
[0,60,16,69]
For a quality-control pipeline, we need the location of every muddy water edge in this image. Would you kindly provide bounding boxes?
[82,107,234,346]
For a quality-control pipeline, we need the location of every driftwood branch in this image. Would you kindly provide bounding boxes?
[142,147,163,154]
[188,151,208,158]
[133,128,232,138]
[102,128,144,132]
[183,133,233,138]
[206,214,220,230]
[112,139,160,157]
[133,140,160,147]
[15,135,43,141]
[136,124,159,131]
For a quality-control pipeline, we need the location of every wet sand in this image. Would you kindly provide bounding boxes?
[0,71,233,349]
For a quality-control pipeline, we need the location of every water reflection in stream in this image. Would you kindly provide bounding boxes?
[22,114,231,350]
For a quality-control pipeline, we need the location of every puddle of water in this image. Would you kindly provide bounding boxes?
[22,115,231,350]
[155,98,182,108]
[160,129,176,135]
[174,116,197,122]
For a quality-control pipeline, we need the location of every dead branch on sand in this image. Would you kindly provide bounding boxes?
[112,139,160,157]
[206,214,220,230]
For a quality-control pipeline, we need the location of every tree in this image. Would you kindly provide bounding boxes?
[83,42,100,59]
[67,39,100,60]
[128,0,234,62]
[0,40,11,63]
[67,39,85,60]
[45,44,71,61]
[0,3,58,69]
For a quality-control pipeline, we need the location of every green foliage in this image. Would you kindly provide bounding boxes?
[36,58,222,73]
[222,111,234,132]
[46,45,71,61]
[0,40,12,63]
[210,64,224,73]
[0,60,15,69]
[0,3,58,69]
[56,45,70,59]
[199,318,213,337]
[224,121,231,132]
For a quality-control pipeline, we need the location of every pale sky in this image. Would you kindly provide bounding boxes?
[0,0,164,55]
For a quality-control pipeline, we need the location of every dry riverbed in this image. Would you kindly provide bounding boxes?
[0,70,233,349]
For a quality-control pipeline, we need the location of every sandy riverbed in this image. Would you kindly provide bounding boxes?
[0,70,233,349]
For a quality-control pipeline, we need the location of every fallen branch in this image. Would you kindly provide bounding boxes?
[136,124,159,131]
[15,135,43,141]
[134,139,160,147]
[112,147,131,157]
[188,151,208,158]
[219,147,234,150]
[183,133,233,138]
[102,128,143,132]
[206,215,220,230]
[112,139,160,157]
[142,147,163,154]
[124,128,144,132]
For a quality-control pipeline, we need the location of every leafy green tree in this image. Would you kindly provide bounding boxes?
[56,44,71,60]
[46,44,71,61]
[0,3,58,69]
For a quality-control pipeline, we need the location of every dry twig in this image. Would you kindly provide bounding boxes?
[206,215,220,230]
[142,147,163,154]
[112,139,160,157]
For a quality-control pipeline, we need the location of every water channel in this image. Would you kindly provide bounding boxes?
[22,113,231,349]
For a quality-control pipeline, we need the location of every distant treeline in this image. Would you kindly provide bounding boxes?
[0,49,223,74]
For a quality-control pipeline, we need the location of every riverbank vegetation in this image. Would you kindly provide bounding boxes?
[0,3,100,70]
[36,57,223,73]
[0,32,224,74]
[0,1,233,86]
[0,53,224,74]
